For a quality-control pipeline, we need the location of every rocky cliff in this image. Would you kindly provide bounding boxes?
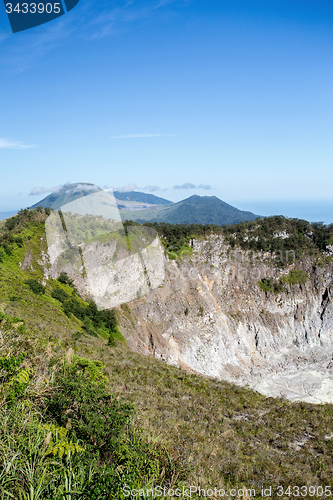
[113,235,333,404]
[43,211,333,404]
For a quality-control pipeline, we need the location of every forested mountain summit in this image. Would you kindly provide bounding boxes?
[139,194,261,225]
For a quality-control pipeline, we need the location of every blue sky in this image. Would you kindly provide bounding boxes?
[0,0,332,222]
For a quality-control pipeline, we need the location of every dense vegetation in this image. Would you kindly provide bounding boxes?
[125,215,333,264]
[1,208,333,498]
[50,273,121,345]
[0,208,123,345]
[124,220,224,259]
[223,216,333,257]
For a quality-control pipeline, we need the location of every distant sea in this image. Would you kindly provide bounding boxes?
[1,201,332,225]
[0,210,18,221]
[235,201,333,226]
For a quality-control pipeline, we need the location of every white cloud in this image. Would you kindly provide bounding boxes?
[114,183,138,193]
[0,138,36,149]
[112,133,174,139]
[173,183,196,189]
[173,182,212,190]
[107,184,165,193]
[65,183,100,194]
[141,185,161,192]
[29,182,101,196]
[29,185,61,196]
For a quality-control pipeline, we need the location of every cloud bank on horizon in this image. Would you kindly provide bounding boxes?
[173,183,212,190]
[29,182,213,196]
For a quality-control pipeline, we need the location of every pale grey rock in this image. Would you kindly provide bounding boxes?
[43,227,333,403]
[115,235,333,403]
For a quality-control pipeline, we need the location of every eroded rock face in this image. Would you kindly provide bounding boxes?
[114,236,333,403]
[44,230,333,403]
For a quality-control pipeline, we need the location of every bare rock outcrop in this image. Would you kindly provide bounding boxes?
[115,236,333,403]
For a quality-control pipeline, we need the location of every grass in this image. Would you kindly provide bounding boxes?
[0,313,185,499]
[79,340,333,492]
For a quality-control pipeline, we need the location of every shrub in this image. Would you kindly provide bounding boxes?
[0,352,32,405]
[51,284,120,342]
[280,269,309,287]
[44,358,134,460]
[57,271,76,289]
[287,269,308,286]
[258,278,274,293]
[0,247,6,263]
[51,288,70,303]
[25,278,46,295]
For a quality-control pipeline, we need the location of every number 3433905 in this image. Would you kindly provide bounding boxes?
[5,3,61,14]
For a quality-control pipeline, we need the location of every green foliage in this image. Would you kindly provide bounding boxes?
[57,271,77,291]
[124,221,223,260]
[0,352,26,373]
[25,278,46,295]
[0,247,6,263]
[2,208,333,498]
[45,359,134,459]
[124,217,333,265]
[223,216,333,262]
[0,352,32,406]
[71,355,108,385]
[0,313,181,499]
[51,287,70,303]
[43,424,86,459]
[258,277,274,293]
[51,279,123,344]
[285,269,309,286]
[258,270,308,294]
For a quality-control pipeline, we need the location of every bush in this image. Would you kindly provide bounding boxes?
[287,269,308,286]
[25,278,46,295]
[51,288,70,303]
[44,358,134,460]
[0,247,6,263]
[280,269,309,287]
[51,283,120,342]
[258,278,274,293]
[57,271,76,289]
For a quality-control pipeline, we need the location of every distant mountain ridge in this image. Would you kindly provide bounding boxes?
[113,191,171,205]
[31,183,261,225]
